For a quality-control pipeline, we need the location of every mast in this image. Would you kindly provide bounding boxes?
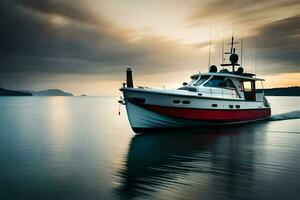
[220,35,240,72]
[221,29,225,66]
[240,38,243,67]
[254,39,257,75]
[208,25,212,70]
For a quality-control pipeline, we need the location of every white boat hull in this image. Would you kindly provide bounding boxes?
[122,88,271,133]
[126,102,209,132]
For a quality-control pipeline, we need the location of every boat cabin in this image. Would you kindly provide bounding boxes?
[178,35,266,102]
[178,72,265,102]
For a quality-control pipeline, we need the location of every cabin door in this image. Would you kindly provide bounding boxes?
[242,81,256,101]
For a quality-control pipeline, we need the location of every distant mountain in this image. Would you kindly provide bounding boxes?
[0,87,32,96]
[259,87,300,96]
[26,89,73,96]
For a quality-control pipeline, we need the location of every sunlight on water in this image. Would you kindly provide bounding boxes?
[0,96,299,200]
[47,97,71,149]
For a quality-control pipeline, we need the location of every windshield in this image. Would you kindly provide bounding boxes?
[204,76,236,89]
[193,75,210,86]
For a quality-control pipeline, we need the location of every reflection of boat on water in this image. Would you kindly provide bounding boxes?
[119,36,271,133]
[114,125,259,199]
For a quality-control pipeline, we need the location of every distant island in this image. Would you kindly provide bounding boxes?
[1,86,300,97]
[25,89,73,96]
[260,87,300,96]
[0,87,32,96]
[0,87,73,96]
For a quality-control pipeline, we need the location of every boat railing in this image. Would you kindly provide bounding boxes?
[200,88,240,99]
[137,85,240,98]
[137,86,166,90]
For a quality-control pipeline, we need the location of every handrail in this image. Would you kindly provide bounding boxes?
[200,90,240,98]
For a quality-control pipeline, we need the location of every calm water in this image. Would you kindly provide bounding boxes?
[0,97,300,200]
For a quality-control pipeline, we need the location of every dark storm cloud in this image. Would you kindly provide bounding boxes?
[17,0,101,25]
[190,0,300,75]
[253,15,300,74]
[0,0,129,74]
[0,0,199,77]
[191,0,300,26]
[1,0,300,91]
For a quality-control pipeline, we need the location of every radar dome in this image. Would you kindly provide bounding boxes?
[219,69,230,73]
[234,67,244,75]
[229,54,239,64]
[209,65,218,73]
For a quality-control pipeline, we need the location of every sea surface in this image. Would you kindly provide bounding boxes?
[0,96,300,200]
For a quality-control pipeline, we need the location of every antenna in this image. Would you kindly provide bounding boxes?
[220,30,239,72]
[254,38,257,75]
[208,24,212,69]
[221,28,224,66]
[230,36,234,54]
[240,38,243,67]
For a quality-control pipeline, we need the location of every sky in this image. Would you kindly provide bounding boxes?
[0,0,300,95]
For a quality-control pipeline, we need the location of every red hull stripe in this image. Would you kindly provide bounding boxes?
[139,104,271,122]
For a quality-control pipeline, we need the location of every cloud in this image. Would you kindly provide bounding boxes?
[0,0,201,78]
[190,1,300,75]
[190,0,300,33]
[16,0,102,25]
[251,15,300,74]
[0,0,299,93]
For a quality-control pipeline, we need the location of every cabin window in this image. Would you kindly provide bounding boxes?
[182,100,191,104]
[194,75,210,86]
[204,76,236,90]
[204,76,225,87]
[212,104,218,107]
[242,81,256,101]
[243,81,252,92]
[224,79,235,89]
[229,105,233,108]
[173,100,181,104]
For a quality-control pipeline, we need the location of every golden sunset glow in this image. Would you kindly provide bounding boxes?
[1,0,300,95]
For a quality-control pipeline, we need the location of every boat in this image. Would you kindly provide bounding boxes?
[119,36,271,133]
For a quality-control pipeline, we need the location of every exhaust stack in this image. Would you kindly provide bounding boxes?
[126,67,133,88]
